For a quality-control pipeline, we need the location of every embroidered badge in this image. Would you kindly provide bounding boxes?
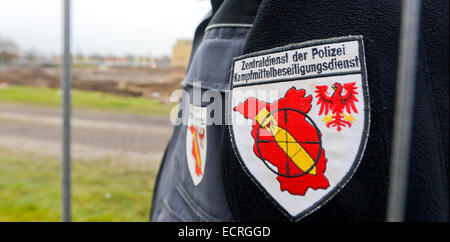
[229,36,370,220]
[186,104,207,186]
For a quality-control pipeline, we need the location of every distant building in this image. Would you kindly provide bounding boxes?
[101,56,129,67]
[170,39,192,68]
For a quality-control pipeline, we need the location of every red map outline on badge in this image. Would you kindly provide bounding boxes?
[189,125,205,177]
[233,87,330,196]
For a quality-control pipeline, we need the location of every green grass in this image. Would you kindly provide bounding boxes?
[0,146,156,222]
[0,85,175,116]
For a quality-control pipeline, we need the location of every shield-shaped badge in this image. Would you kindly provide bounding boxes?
[186,104,207,186]
[229,36,370,220]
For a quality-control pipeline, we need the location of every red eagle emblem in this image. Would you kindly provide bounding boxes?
[315,82,359,131]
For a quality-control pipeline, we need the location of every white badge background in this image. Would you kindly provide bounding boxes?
[231,74,366,217]
[186,104,207,186]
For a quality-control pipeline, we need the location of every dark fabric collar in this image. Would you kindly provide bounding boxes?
[208,0,261,27]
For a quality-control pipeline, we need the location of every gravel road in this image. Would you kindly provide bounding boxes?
[0,103,174,169]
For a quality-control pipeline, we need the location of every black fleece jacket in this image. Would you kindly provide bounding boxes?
[221,0,448,222]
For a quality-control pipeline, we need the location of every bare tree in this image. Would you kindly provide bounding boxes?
[0,36,19,64]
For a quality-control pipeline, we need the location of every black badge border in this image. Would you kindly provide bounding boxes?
[227,35,371,222]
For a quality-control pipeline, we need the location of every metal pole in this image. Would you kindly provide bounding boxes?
[61,0,72,222]
[386,0,421,222]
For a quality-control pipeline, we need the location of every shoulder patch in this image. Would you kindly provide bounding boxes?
[186,104,208,186]
[229,36,370,221]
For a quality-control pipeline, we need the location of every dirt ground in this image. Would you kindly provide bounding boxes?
[0,103,173,169]
[0,65,186,103]
[0,65,183,167]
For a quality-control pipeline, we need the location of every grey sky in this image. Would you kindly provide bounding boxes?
[0,0,211,57]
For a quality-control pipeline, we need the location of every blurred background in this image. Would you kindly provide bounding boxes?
[0,0,210,221]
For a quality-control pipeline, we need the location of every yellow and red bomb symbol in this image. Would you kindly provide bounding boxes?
[189,125,205,177]
[233,87,330,196]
